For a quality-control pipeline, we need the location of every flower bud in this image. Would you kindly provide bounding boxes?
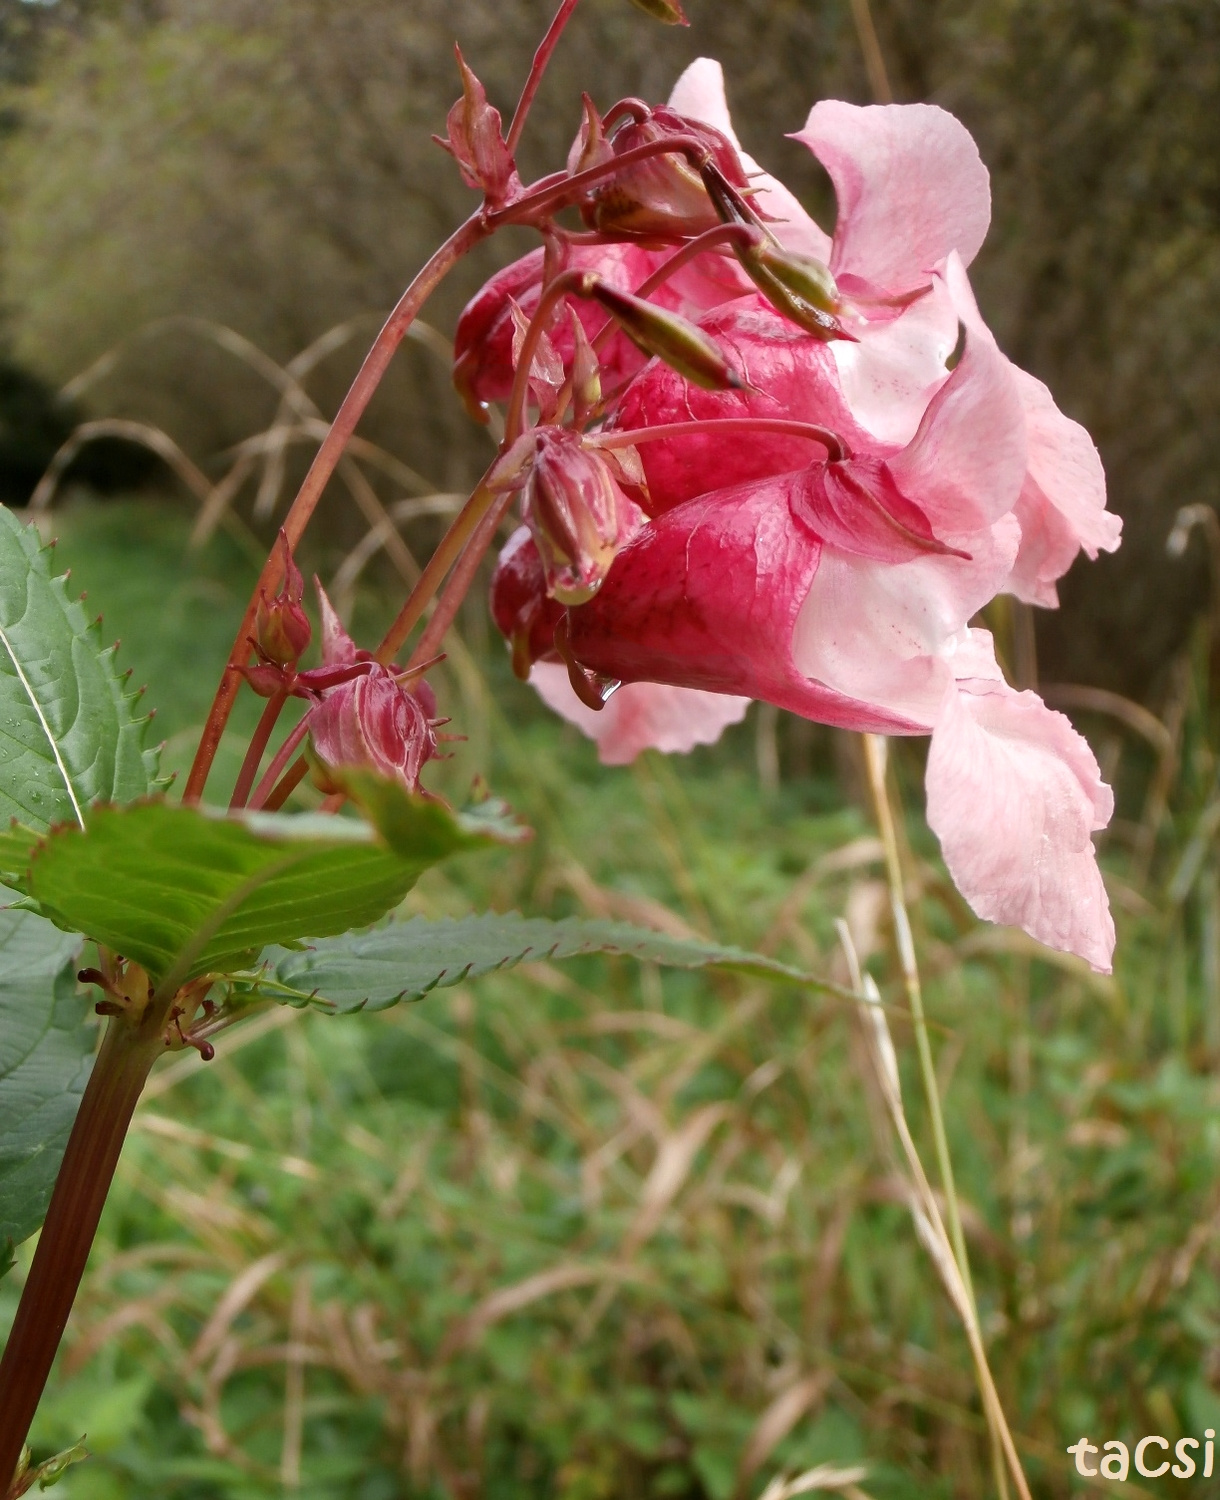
[310,669,439,795]
[489,526,566,679]
[577,105,751,241]
[568,307,602,424]
[587,279,745,390]
[254,531,311,667]
[523,429,643,605]
[566,94,615,180]
[626,0,688,22]
[738,242,853,342]
[433,47,520,207]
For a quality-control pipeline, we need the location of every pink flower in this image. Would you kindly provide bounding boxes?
[467,63,1121,971]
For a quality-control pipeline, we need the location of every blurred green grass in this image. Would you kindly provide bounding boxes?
[4,498,1220,1500]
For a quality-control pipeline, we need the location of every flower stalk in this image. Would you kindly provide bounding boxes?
[0,1000,175,1491]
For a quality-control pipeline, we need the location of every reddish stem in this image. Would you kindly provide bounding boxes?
[407,490,516,670]
[596,416,851,462]
[506,0,581,154]
[503,268,593,444]
[488,133,714,226]
[261,758,310,813]
[0,1004,172,1489]
[229,690,288,811]
[374,478,497,665]
[184,212,489,805]
[248,715,313,811]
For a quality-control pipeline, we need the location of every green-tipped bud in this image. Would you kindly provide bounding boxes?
[738,244,853,342]
[586,279,745,391]
[626,0,689,24]
[752,244,839,313]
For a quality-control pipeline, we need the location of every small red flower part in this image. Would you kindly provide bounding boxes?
[492,429,645,606]
[254,531,311,667]
[433,47,521,208]
[489,526,566,679]
[309,672,439,796]
[307,584,441,795]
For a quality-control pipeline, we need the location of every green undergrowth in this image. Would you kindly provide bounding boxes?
[3,498,1220,1500]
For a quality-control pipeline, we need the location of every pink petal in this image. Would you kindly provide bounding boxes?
[789,457,956,565]
[1015,365,1121,560]
[795,101,990,296]
[939,252,1121,595]
[887,321,1027,535]
[530,662,749,764]
[612,297,867,513]
[565,476,923,733]
[667,59,832,260]
[791,522,1020,724]
[830,276,958,445]
[926,673,1115,972]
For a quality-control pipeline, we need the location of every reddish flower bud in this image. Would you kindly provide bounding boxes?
[520,429,644,605]
[433,47,521,207]
[587,279,746,390]
[489,526,566,679]
[254,531,311,667]
[576,105,751,240]
[310,669,439,795]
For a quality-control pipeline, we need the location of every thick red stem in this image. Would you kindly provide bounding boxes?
[407,491,516,670]
[488,133,714,227]
[506,0,581,154]
[184,213,489,805]
[248,715,313,811]
[0,1005,172,1491]
[229,690,288,811]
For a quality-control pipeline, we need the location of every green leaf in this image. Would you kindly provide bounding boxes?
[25,797,519,987]
[0,903,90,1248]
[0,506,161,831]
[265,912,812,1014]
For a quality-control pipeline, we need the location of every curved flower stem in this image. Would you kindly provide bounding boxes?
[406,490,516,670]
[506,0,581,154]
[862,734,975,1300]
[261,759,310,814]
[595,417,850,462]
[595,223,762,347]
[184,212,490,805]
[375,479,498,665]
[0,1002,173,1489]
[249,714,313,811]
[503,270,593,446]
[488,133,715,227]
[229,690,288,811]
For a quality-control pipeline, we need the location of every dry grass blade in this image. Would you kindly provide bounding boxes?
[185,1252,286,1375]
[623,1102,731,1254]
[329,493,464,613]
[758,1465,872,1499]
[736,1371,833,1494]
[845,953,1031,1500]
[29,418,213,511]
[438,1262,639,1359]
